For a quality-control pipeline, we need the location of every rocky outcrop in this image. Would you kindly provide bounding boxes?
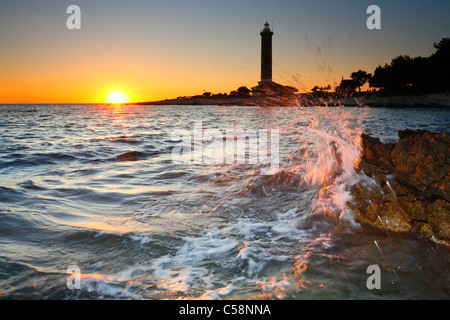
[347,130,450,244]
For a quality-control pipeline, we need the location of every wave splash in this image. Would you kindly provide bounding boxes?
[300,107,368,220]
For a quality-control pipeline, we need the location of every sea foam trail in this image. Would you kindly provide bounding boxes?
[1,105,450,299]
[133,107,370,299]
[84,107,368,299]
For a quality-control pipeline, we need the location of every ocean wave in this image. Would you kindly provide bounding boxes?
[111,151,158,162]
[1,105,449,299]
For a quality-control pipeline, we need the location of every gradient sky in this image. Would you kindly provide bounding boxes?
[0,0,448,103]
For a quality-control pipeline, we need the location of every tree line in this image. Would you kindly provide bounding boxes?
[314,37,449,97]
[369,38,449,94]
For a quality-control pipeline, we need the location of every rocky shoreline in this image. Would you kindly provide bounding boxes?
[347,129,450,245]
[134,95,297,107]
[134,93,450,108]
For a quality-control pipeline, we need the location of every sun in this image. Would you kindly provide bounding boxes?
[105,90,130,104]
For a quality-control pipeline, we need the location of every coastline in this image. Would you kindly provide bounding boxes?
[133,93,450,108]
[349,129,450,245]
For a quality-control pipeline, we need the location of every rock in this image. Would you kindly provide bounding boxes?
[398,193,426,220]
[348,130,450,244]
[391,130,450,201]
[411,221,433,238]
[425,200,450,240]
[348,180,411,233]
[360,134,395,172]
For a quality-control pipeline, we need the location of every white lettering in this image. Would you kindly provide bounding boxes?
[366,5,381,30]
[366,264,381,289]
[170,122,279,175]
[66,265,81,289]
[66,5,81,30]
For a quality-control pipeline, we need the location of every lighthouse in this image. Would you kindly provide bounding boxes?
[252,21,298,99]
[260,21,273,83]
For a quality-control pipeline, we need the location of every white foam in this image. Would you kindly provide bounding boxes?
[78,274,136,299]
[130,235,152,245]
[271,209,306,236]
[198,284,235,300]
[145,207,311,297]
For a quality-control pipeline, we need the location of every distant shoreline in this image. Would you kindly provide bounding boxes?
[132,93,450,108]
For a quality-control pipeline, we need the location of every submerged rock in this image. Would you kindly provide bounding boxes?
[348,130,450,245]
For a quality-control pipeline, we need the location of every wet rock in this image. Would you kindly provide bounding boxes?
[360,134,395,172]
[348,130,450,245]
[348,180,411,233]
[391,129,450,202]
[425,200,450,240]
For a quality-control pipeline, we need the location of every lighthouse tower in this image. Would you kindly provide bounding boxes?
[252,21,298,99]
[260,21,273,83]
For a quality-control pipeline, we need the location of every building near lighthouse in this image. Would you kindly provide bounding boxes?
[252,22,298,98]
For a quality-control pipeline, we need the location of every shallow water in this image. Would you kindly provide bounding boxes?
[0,104,449,299]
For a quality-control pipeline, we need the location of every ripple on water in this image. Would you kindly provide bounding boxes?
[0,105,449,299]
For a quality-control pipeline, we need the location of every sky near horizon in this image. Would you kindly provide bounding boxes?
[0,0,449,103]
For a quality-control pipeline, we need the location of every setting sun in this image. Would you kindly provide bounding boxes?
[105,90,131,104]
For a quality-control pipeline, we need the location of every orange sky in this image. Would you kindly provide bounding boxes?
[0,0,448,103]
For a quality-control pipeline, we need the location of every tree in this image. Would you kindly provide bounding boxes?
[237,86,251,95]
[431,38,450,92]
[368,38,450,95]
[369,65,389,90]
[350,70,372,92]
[433,38,450,52]
[311,85,331,97]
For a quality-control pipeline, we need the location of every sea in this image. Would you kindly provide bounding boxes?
[0,104,449,299]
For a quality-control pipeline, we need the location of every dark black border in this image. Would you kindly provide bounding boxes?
[1,299,442,319]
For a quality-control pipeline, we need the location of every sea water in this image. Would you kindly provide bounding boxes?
[0,104,449,299]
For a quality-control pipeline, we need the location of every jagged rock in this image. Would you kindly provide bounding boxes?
[348,181,411,232]
[411,221,433,238]
[392,129,450,202]
[398,193,426,220]
[425,200,450,240]
[360,134,395,171]
[348,130,450,244]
